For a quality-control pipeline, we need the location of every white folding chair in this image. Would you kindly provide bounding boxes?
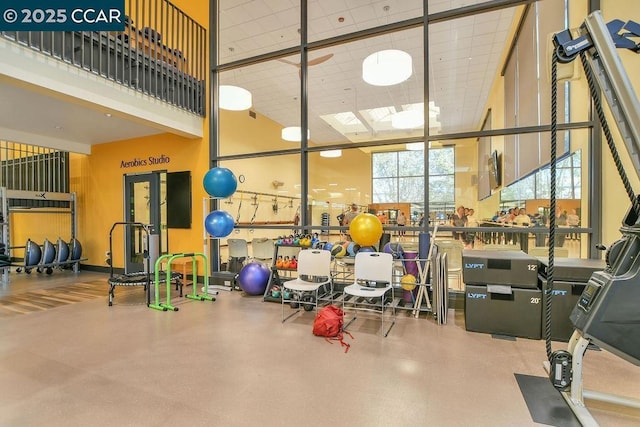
[227,238,249,264]
[282,249,333,323]
[435,240,464,291]
[342,252,395,337]
[251,237,275,265]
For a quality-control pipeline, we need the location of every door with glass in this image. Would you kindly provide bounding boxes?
[124,173,164,273]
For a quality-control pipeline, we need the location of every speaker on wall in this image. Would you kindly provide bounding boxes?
[488,150,502,189]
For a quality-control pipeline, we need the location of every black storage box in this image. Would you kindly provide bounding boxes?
[464,284,542,339]
[463,250,539,288]
[210,271,238,289]
[540,277,586,341]
[537,257,606,282]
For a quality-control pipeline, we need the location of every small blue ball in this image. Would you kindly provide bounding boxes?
[205,210,235,238]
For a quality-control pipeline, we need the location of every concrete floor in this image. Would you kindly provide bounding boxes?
[0,270,639,427]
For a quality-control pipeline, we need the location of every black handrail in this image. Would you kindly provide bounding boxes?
[1,0,206,116]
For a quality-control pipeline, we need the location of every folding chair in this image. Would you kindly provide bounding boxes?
[251,237,275,265]
[435,240,464,291]
[226,238,248,272]
[282,249,333,323]
[342,252,395,337]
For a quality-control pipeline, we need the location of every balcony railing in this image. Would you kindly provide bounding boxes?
[0,141,69,209]
[1,0,206,116]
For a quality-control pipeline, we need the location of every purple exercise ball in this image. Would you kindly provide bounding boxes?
[383,242,404,259]
[238,262,270,295]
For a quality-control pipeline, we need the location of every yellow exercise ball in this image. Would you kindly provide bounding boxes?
[331,243,347,258]
[349,213,383,247]
[401,274,417,291]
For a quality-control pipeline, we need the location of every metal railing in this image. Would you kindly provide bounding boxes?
[0,141,69,208]
[1,0,206,116]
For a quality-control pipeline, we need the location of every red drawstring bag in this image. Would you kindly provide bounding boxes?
[313,305,353,353]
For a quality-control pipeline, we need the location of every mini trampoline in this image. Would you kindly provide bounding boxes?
[108,270,182,307]
[107,222,182,307]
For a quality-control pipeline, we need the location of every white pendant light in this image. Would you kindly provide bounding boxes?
[405,142,424,151]
[281,127,310,142]
[320,149,342,158]
[219,85,252,111]
[362,49,412,86]
[392,110,424,129]
[406,142,431,151]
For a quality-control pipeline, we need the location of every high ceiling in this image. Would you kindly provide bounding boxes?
[218,0,517,146]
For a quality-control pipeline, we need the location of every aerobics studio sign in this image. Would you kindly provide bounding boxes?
[120,155,171,169]
[0,1,125,32]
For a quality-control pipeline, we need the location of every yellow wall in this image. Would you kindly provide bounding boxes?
[599,0,640,246]
[9,210,72,261]
[220,109,289,155]
[71,133,209,268]
[454,140,480,214]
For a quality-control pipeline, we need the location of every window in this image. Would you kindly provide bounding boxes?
[372,147,455,214]
[501,150,581,202]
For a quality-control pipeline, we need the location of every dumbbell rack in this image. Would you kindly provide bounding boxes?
[262,243,306,303]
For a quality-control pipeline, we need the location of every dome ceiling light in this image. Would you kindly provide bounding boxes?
[219,85,252,111]
[362,49,412,86]
[320,149,342,158]
[281,126,310,142]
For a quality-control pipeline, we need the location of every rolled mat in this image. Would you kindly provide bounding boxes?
[418,232,431,278]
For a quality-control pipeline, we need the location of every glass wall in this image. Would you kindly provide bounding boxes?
[218,0,300,63]
[308,0,422,42]
[214,0,594,262]
[219,57,301,156]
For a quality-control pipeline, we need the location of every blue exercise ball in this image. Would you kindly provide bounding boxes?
[203,167,238,198]
[346,242,360,257]
[238,262,270,295]
[205,210,235,238]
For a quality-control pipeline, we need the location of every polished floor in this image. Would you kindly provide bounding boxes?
[0,270,639,427]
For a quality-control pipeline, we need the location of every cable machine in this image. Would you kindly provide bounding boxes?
[545,11,640,426]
